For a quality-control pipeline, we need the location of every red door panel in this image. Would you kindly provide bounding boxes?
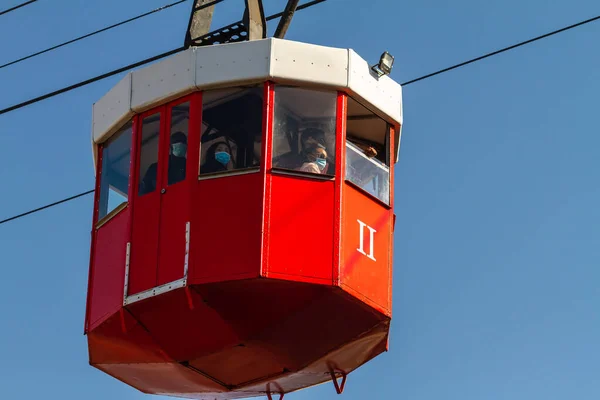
[157,183,188,286]
[129,111,163,295]
[130,195,161,294]
[156,99,192,286]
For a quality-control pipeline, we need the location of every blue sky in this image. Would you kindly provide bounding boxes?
[1,0,599,399]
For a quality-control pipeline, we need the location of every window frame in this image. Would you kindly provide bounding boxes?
[344,96,394,208]
[198,85,264,180]
[270,85,339,179]
[95,122,133,228]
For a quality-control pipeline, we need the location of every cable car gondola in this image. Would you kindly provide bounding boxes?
[84,35,403,399]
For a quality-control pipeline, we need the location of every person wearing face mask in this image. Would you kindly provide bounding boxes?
[167,131,188,185]
[200,141,233,174]
[275,127,326,170]
[140,131,188,194]
[296,144,328,174]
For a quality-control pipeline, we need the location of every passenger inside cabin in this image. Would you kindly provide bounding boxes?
[295,144,328,174]
[140,131,187,194]
[274,127,326,170]
[200,141,234,174]
[168,131,188,185]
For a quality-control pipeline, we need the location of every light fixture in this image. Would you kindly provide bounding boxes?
[371,51,395,77]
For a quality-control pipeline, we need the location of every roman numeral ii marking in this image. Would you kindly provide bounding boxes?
[357,219,376,261]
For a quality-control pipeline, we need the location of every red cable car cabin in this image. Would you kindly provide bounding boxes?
[85,38,403,399]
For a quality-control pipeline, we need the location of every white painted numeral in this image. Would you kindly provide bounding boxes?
[357,219,376,261]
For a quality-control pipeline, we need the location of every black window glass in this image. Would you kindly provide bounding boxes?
[138,113,161,195]
[168,102,189,186]
[200,87,263,176]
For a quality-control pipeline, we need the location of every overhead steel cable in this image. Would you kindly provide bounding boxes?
[1,8,597,226]
[0,0,328,116]
[0,0,38,17]
[0,46,187,116]
[402,13,600,86]
[0,190,94,226]
[0,0,193,71]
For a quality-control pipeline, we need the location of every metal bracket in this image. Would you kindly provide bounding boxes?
[184,0,217,48]
[243,0,266,41]
[123,222,191,306]
[266,382,284,400]
[328,363,347,394]
[123,242,131,301]
[184,221,190,276]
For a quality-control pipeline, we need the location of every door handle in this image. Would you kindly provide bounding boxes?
[161,188,166,194]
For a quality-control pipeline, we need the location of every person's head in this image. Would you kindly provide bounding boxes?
[301,127,326,150]
[206,141,231,167]
[170,132,187,158]
[303,144,328,173]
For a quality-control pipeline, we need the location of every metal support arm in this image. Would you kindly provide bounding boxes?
[243,0,267,40]
[274,0,300,38]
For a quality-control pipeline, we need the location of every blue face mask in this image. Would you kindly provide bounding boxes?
[171,143,187,158]
[215,151,230,166]
[316,157,327,171]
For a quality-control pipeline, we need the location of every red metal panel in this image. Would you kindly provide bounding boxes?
[267,174,335,284]
[127,288,241,361]
[241,319,389,395]
[341,183,392,315]
[88,307,170,364]
[85,145,104,333]
[93,363,226,397]
[192,279,326,342]
[190,173,263,282]
[246,287,384,371]
[88,208,130,330]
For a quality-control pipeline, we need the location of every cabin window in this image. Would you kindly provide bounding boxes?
[138,113,161,195]
[272,86,337,177]
[345,97,390,204]
[199,87,263,177]
[98,122,133,221]
[167,101,189,186]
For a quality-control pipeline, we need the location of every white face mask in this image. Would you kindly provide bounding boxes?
[171,143,187,157]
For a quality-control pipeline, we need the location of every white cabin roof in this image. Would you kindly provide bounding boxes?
[92,38,403,161]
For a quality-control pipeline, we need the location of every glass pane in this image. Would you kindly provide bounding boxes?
[272,86,337,176]
[347,97,389,165]
[346,142,390,204]
[346,97,390,204]
[168,102,189,186]
[138,113,161,195]
[98,122,132,220]
[200,87,263,175]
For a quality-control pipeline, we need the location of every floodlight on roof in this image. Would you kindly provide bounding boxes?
[371,51,395,77]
